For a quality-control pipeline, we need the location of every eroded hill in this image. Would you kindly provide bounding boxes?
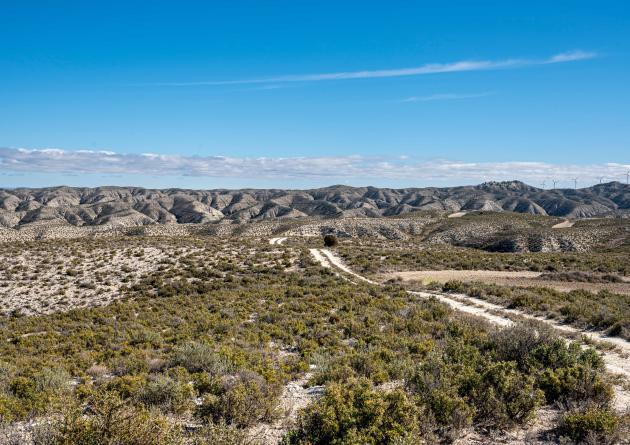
[0,181,628,228]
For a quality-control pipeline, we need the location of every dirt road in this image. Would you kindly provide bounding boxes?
[552,219,574,229]
[269,237,288,245]
[317,249,377,284]
[308,248,332,268]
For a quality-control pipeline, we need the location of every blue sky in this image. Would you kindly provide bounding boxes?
[1,1,629,189]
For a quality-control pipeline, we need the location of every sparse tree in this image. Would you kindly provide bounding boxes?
[323,234,338,247]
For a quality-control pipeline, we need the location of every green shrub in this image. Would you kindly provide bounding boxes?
[170,342,229,374]
[138,375,193,414]
[45,391,184,445]
[197,371,279,428]
[527,338,603,371]
[0,361,17,393]
[283,378,420,445]
[110,353,148,376]
[442,280,465,293]
[9,376,36,401]
[35,367,71,394]
[0,394,24,422]
[0,237,622,442]
[558,406,622,444]
[350,352,389,384]
[538,365,613,406]
[491,322,555,371]
[421,387,473,437]
[471,361,544,427]
[105,375,145,400]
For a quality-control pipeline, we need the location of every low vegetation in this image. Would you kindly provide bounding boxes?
[0,236,627,443]
[432,280,630,341]
[1,213,629,443]
[339,242,629,276]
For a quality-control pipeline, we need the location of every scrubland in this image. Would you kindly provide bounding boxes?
[0,212,629,444]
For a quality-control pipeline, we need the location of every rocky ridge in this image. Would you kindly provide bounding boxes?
[0,181,628,229]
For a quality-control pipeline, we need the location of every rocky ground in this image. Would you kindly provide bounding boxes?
[2,212,627,316]
[0,237,295,315]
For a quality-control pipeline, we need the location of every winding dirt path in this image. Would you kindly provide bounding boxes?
[308,248,332,268]
[269,237,288,245]
[317,249,377,284]
[309,247,630,410]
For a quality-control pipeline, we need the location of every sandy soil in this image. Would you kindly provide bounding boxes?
[0,238,295,316]
[384,270,630,295]
[248,373,324,444]
[308,248,332,268]
[454,406,559,445]
[388,270,542,281]
[552,219,575,229]
[0,245,172,315]
[310,248,630,411]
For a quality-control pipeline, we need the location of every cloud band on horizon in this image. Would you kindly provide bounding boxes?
[150,50,597,86]
[1,147,627,187]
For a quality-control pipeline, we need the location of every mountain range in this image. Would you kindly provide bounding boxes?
[0,181,628,228]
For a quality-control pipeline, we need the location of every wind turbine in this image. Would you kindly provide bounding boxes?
[541,180,546,189]
[598,176,605,184]
[573,178,578,190]
[552,179,558,190]
[626,170,630,184]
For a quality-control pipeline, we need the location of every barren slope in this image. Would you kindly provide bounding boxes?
[0,181,627,228]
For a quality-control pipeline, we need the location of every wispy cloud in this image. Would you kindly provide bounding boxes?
[400,92,495,102]
[547,50,596,63]
[151,50,597,87]
[1,147,627,187]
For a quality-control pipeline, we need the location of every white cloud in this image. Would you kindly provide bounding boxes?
[153,51,597,86]
[0,147,627,187]
[547,50,597,63]
[401,92,495,102]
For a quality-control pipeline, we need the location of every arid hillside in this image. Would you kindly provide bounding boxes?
[0,181,628,228]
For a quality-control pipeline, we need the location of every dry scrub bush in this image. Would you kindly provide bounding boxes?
[170,342,230,374]
[36,392,184,445]
[557,406,627,445]
[197,371,280,428]
[284,378,422,445]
